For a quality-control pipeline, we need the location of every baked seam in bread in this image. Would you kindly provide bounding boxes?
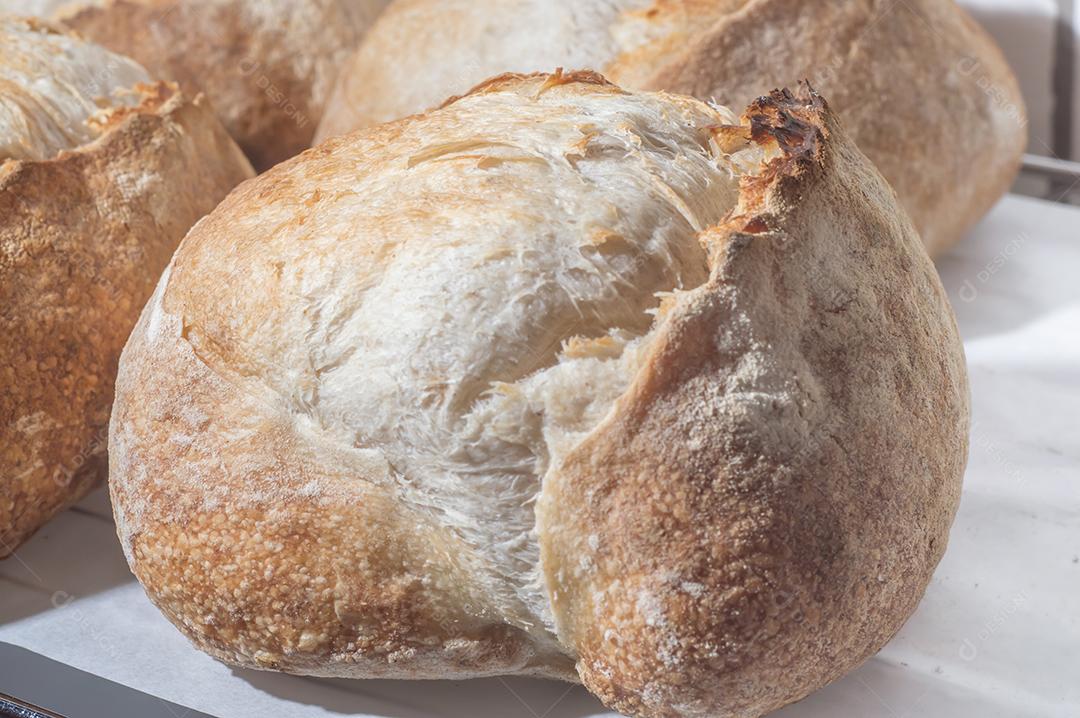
[110,72,968,717]
[317,0,1027,256]
[0,16,254,556]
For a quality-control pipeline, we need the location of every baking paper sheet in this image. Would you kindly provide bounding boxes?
[1,193,1078,717]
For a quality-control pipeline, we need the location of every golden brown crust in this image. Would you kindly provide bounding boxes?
[319,0,1026,255]
[0,83,253,557]
[539,86,968,717]
[58,0,389,171]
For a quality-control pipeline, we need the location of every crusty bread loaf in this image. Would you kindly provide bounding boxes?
[110,72,968,717]
[317,0,1026,256]
[34,0,390,171]
[0,16,253,556]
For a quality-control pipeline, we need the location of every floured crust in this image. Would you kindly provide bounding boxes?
[110,73,967,717]
[0,76,253,556]
[110,304,576,678]
[52,0,390,170]
[317,0,1026,255]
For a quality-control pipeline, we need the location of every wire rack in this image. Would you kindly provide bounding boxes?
[0,694,62,718]
[1018,153,1080,204]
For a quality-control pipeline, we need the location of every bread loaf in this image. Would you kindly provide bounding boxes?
[317,0,1026,256]
[28,0,391,170]
[110,73,969,717]
[0,16,253,556]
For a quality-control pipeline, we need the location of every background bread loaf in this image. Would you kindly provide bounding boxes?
[24,0,393,171]
[0,17,253,556]
[317,0,1027,256]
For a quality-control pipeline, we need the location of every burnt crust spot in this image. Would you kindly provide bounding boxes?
[715,82,831,240]
[747,82,828,159]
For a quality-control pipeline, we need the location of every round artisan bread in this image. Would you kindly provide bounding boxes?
[18,0,391,171]
[0,16,253,556]
[110,72,968,717]
[316,0,1026,257]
